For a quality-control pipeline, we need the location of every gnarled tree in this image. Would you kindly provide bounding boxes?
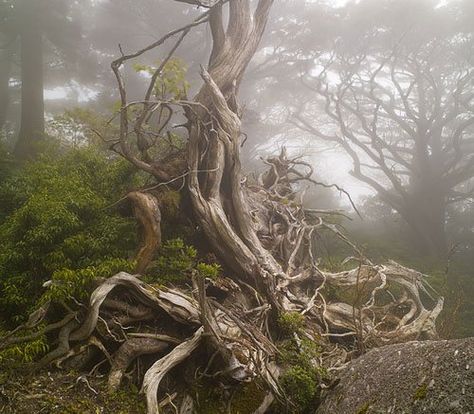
[293,3,474,256]
[1,1,444,412]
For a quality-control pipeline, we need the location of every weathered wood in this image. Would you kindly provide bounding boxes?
[142,327,204,414]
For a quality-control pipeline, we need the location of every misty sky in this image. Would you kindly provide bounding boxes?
[41,0,460,209]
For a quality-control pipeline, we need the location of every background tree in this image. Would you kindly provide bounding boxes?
[294,0,474,256]
[0,0,83,158]
[0,0,17,135]
[14,0,45,157]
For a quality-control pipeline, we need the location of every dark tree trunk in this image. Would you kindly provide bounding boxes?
[14,0,44,159]
[0,41,13,134]
[402,183,447,257]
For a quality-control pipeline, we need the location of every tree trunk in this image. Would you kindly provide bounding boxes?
[402,185,447,257]
[14,0,44,159]
[0,41,13,134]
[186,0,284,312]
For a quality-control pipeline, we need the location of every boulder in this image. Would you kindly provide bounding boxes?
[317,338,474,414]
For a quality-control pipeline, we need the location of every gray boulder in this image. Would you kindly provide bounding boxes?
[317,338,474,414]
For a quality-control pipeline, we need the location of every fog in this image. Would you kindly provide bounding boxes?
[4,0,467,205]
[1,1,474,411]
[1,0,473,337]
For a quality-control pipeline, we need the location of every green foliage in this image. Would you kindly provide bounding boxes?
[133,58,190,100]
[0,142,14,188]
[196,262,221,280]
[145,238,196,284]
[0,332,49,364]
[0,147,139,324]
[144,238,222,285]
[278,311,305,336]
[47,108,117,148]
[41,258,135,304]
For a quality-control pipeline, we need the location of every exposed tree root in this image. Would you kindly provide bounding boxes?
[9,248,440,412]
[142,327,203,414]
[108,337,169,393]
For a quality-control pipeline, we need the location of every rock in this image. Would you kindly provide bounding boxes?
[316,337,474,414]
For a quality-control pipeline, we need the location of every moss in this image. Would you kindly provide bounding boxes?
[230,381,267,413]
[413,383,428,400]
[194,380,266,414]
[104,387,146,413]
[355,402,370,414]
[57,386,146,413]
[194,380,227,414]
[278,311,305,336]
[276,336,328,413]
[278,338,323,370]
[280,366,318,413]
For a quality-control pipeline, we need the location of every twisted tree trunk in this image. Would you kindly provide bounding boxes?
[186,0,287,313]
[128,191,162,273]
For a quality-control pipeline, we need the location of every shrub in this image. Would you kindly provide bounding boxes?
[144,238,197,284]
[196,262,221,280]
[0,147,140,325]
[144,238,222,285]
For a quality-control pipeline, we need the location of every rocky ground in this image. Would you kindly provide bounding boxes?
[317,337,474,414]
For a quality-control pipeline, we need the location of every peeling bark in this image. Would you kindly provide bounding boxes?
[128,191,162,274]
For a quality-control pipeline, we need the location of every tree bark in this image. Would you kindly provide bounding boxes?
[14,0,44,159]
[127,191,162,274]
[186,0,284,312]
